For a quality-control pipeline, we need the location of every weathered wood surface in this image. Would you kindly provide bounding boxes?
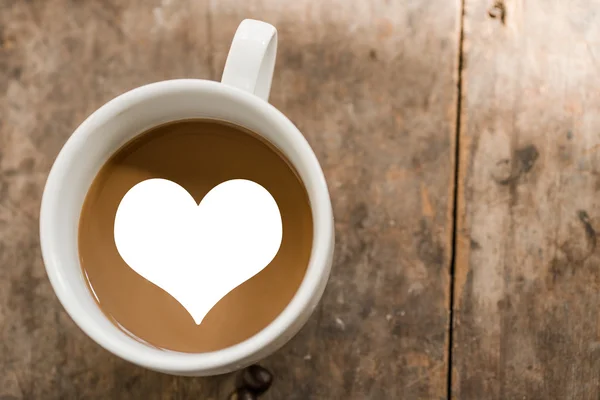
[453,0,600,399]
[0,0,459,398]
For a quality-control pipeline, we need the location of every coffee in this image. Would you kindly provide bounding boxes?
[78,120,313,353]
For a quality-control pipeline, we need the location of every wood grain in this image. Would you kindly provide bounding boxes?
[453,0,600,399]
[0,0,459,399]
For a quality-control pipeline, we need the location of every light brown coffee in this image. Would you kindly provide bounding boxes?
[78,120,313,353]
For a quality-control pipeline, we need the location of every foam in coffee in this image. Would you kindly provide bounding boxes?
[78,120,313,353]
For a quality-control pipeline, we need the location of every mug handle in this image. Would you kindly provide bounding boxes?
[221,19,278,102]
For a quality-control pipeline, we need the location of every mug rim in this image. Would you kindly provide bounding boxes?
[39,79,334,373]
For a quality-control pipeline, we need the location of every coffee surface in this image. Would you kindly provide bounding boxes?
[78,120,313,353]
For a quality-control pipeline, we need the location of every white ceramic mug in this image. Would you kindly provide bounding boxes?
[40,19,334,376]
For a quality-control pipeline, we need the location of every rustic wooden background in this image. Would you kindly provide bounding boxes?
[0,0,598,399]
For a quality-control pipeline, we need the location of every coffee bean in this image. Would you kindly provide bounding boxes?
[228,388,257,400]
[241,364,273,394]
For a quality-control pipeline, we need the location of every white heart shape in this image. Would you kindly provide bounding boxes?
[114,178,283,325]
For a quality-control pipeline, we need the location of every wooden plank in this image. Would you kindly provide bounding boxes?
[0,0,460,398]
[0,1,222,399]
[453,0,600,399]
[209,2,460,398]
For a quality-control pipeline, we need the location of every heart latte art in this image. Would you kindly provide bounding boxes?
[114,178,283,325]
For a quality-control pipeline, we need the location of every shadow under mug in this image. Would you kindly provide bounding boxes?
[40,19,334,376]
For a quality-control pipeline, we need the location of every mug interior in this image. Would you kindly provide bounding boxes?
[40,79,333,375]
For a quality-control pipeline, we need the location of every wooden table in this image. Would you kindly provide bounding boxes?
[0,0,598,398]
